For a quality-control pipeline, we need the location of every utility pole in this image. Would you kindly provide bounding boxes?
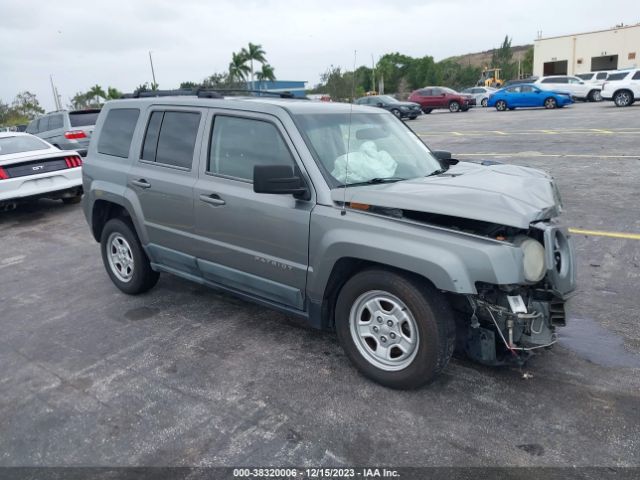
[149,51,157,88]
[50,75,62,110]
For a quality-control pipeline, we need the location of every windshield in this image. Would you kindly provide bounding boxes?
[0,135,50,155]
[294,112,442,186]
[378,95,398,103]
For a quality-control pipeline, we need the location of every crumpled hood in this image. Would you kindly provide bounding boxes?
[331,162,561,229]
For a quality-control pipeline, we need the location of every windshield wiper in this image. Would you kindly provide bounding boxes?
[426,168,447,177]
[346,177,406,187]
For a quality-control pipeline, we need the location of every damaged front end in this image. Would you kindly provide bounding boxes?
[453,222,576,366]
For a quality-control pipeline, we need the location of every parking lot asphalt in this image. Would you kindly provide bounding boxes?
[1,101,639,468]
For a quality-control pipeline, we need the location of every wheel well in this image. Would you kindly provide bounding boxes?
[91,200,131,242]
[319,257,437,330]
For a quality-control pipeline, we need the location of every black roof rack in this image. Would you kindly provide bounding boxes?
[120,88,306,100]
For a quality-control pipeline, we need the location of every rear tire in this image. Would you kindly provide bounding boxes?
[614,90,633,107]
[335,269,455,389]
[422,108,432,114]
[544,97,557,109]
[100,217,159,295]
[588,90,602,102]
[481,98,488,107]
[449,101,460,113]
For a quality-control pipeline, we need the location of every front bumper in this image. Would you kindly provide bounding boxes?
[0,167,83,203]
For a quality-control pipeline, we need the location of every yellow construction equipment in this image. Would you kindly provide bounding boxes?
[477,68,504,88]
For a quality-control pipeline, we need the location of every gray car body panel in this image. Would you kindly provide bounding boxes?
[83,96,575,329]
[331,162,561,229]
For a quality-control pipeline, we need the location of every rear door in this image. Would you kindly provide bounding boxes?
[127,107,205,275]
[192,110,312,310]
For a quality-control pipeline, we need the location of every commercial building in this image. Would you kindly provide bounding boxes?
[533,24,640,76]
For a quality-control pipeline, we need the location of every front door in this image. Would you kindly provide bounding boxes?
[193,111,313,310]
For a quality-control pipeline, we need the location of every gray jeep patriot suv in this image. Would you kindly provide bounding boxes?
[82,91,576,389]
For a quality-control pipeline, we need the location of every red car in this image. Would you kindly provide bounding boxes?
[408,87,475,113]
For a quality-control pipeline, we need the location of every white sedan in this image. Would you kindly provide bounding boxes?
[0,132,83,210]
[461,87,497,107]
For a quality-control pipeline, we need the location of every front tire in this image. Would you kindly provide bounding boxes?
[614,90,633,107]
[449,101,460,113]
[391,109,402,118]
[335,269,455,389]
[100,218,159,295]
[422,108,432,114]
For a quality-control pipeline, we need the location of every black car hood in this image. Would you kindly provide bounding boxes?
[331,162,562,229]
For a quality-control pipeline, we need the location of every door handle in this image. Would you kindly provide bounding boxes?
[131,179,151,189]
[199,193,226,206]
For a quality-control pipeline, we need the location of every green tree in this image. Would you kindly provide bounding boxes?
[228,51,250,83]
[11,91,44,120]
[241,42,267,89]
[106,86,123,100]
[491,35,517,81]
[180,81,201,89]
[69,92,91,110]
[87,84,106,106]
[521,47,534,78]
[256,63,276,89]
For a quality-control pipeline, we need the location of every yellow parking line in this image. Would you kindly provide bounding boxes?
[569,228,640,240]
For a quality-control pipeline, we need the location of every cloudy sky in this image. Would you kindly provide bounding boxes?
[2,0,636,111]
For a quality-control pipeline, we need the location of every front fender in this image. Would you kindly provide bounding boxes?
[307,206,526,301]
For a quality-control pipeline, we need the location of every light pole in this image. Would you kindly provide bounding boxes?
[149,51,157,88]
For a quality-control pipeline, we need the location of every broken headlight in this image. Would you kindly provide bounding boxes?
[515,236,546,283]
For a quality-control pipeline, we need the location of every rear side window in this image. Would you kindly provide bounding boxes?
[140,111,200,169]
[70,111,100,127]
[596,72,608,80]
[606,72,628,81]
[49,114,64,130]
[576,73,593,80]
[97,108,140,158]
[38,116,50,132]
[208,116,294,181]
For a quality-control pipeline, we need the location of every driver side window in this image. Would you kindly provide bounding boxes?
[208,116,295,182]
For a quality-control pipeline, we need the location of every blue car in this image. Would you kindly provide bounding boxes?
[487,84,574,111]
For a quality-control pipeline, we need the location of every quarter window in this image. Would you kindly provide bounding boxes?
[632,71,640,80]
[38,116,50,132]
[97,108,140,158]
[208,116,294,181]
[140,111,200,169]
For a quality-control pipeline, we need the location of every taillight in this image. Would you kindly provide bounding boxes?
[0,167,8,180]
[64,130,87,140]
[65,155,83,168]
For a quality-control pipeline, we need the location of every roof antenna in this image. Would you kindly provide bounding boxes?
[341,49,357,216]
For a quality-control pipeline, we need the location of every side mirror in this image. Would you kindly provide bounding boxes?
[441,93,446,97]
[253,165,309,200]
[432,150,459,167]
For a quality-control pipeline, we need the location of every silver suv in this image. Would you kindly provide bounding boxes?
[82,92,576,389]
[26,109,100,156]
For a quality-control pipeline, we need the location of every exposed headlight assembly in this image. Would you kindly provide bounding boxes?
[514,236,546,282]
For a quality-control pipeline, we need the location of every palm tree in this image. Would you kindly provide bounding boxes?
[256,64,276,90]
[240,43,266,89]
[106,86,123,100]
[88,84,106,107]
[228,51,250,85]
